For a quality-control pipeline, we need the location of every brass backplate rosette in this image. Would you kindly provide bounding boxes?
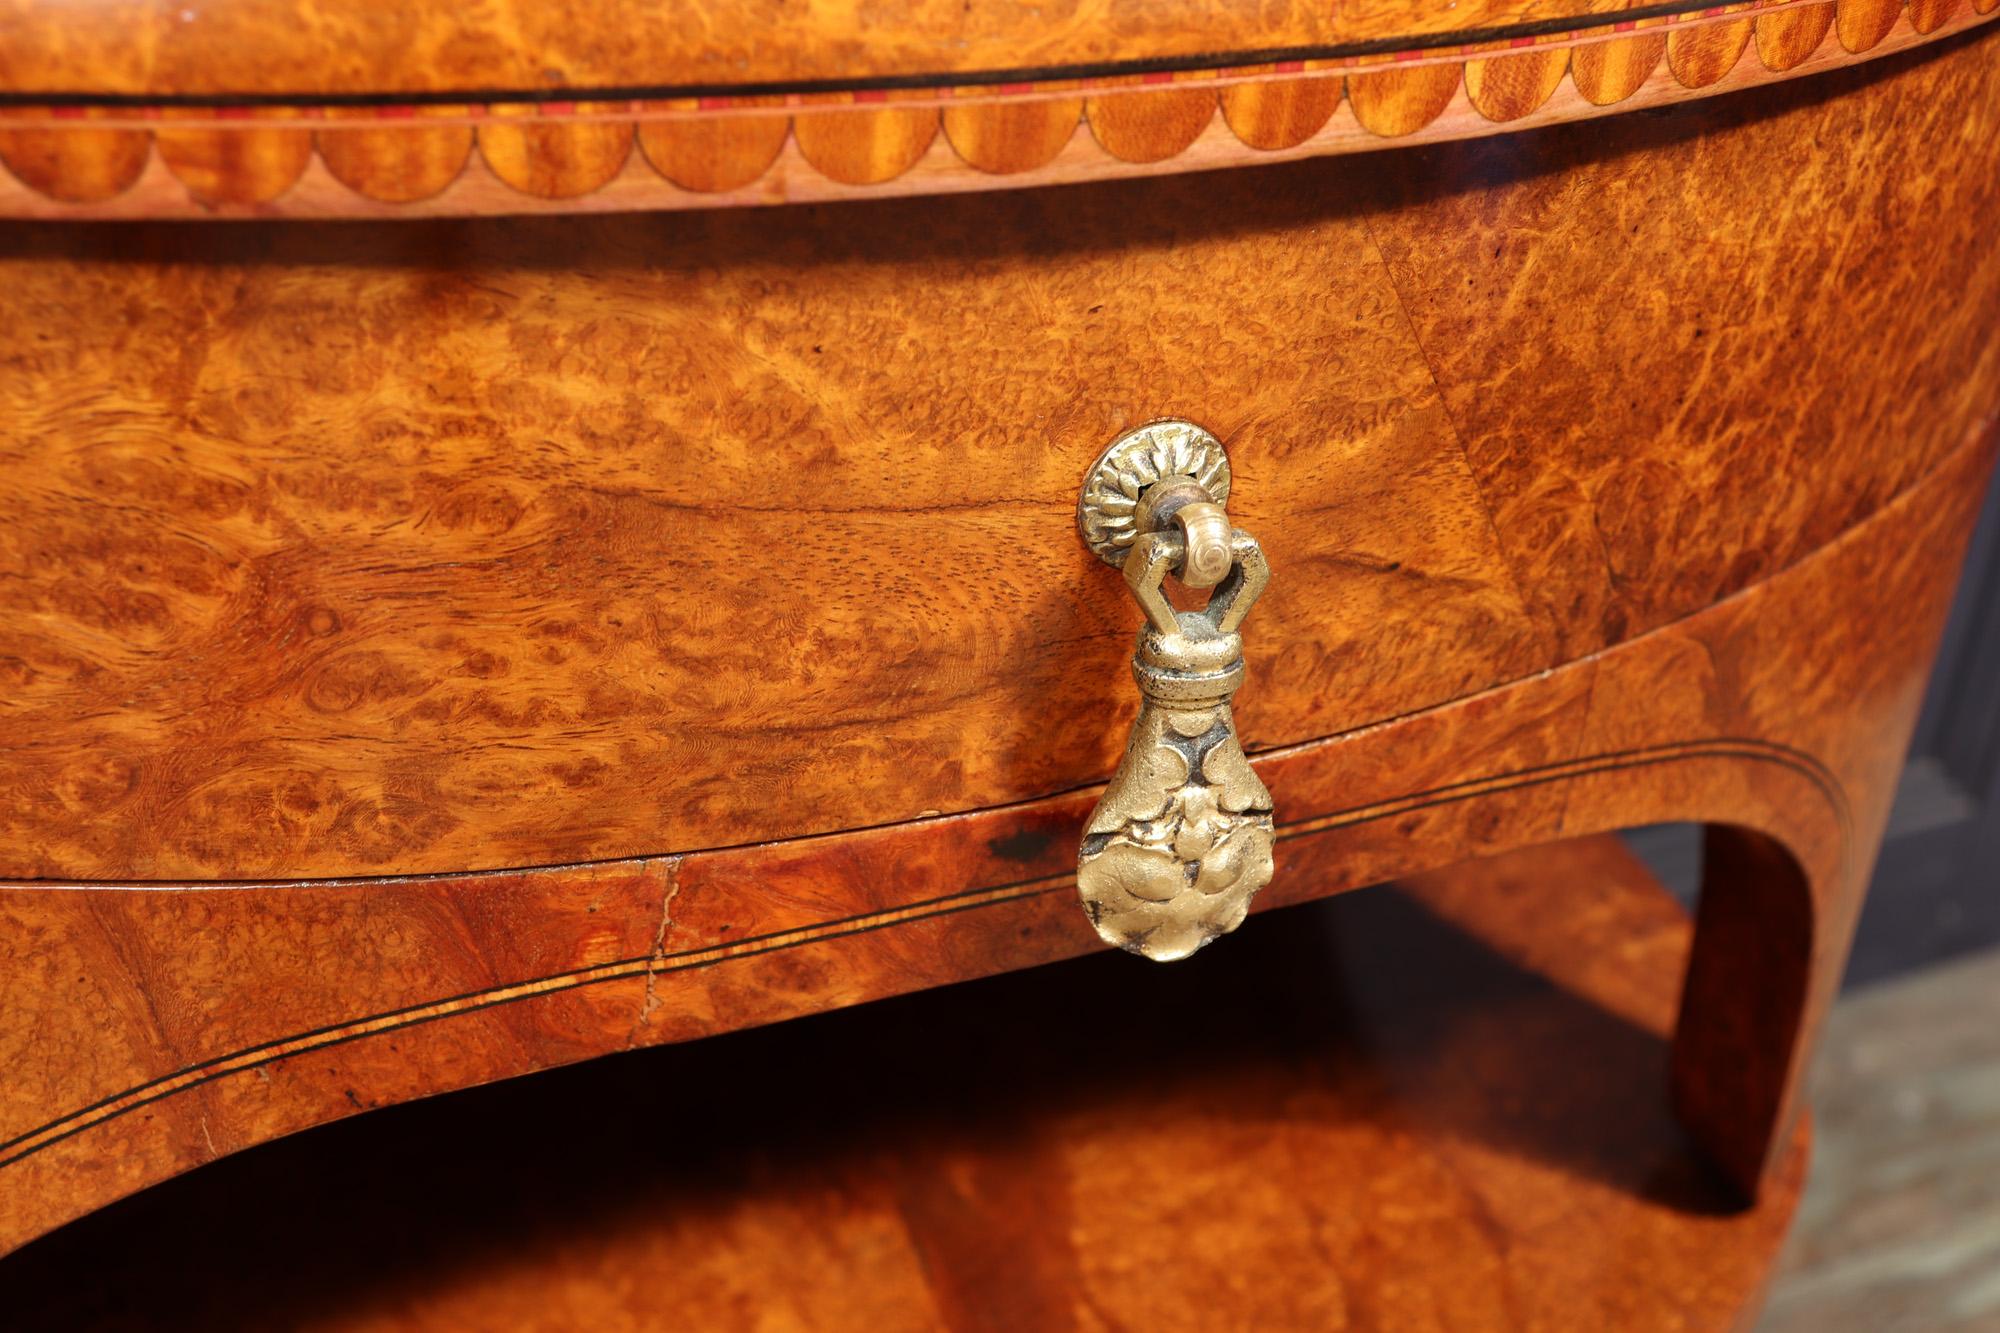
[1076,420,1233,568]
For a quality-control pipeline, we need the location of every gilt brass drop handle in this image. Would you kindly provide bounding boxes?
[1075,421,1275,962]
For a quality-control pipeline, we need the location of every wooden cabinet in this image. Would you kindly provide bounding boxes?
[1,1,1997,1322]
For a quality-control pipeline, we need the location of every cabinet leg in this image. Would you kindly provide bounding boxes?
[1671,825,1820,1202]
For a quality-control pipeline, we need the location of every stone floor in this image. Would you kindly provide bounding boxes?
[1761,944,2000,1332]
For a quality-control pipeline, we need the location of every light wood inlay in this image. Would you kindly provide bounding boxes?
[316,107,474,203]
[153,108,313,205]
[1465,47,1572,121]
[1085,84,1217,162]
[1757,4,1839,68]
[1669,12,1759,87]
[1572,32,1669,103]
[0,0,1988,216]
[1218,76,1343,149]
[476,104,633,198]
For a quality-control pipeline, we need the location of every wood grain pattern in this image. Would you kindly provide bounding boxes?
[0,5,1990,217]
[942,94,1083,174]
[0,154,1553,879]
[1757,3,1838,67]
[637,100,791,192]
[0,22,1995,1267]
[1346,62,1463,137]
[0,0,1828,99]
[1670,12,1759,86]
[1362,38,2000,662]
[1907,0,1962,28]
[1084,84,1216,162]
[1465,47,1571,121]
[1571,31,1669,103]
[4,39,1996,882]
[153,108,312,205]
[0,417,1985,1255]
[1839,0,1907,46]
[1217,75,1343,150]
[0,838,1809,1331]
[315,106,474,203]
[793,104,939,184]
[476,104,633,198]
[0,108,147,202]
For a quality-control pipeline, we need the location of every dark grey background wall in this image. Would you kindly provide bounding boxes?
[1859,473,2000,984]
[1629,478,2000,989]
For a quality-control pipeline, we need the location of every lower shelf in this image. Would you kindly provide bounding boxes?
[0,834,1804,1330]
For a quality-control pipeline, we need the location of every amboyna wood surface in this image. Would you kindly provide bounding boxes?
[0,11,1994,1269]
[0,837,1808,1331]
[0,0,1970,97]
[3,38,1996,882]
[0,4,1992,216]
[0,415,1986,1252]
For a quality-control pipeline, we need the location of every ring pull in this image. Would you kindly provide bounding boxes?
[1074,420,1276,962]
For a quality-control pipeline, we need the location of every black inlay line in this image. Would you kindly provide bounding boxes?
[0,870,1073,1159]
[0,886,1065,1174]
[0,735,1845,896]
[1277,737,1850,839]
[5,738,1835,1160]
[1280,747,1852,858]
[0,735,1842,1163]
[0,0,1802,110]
[0,735,1847,1174]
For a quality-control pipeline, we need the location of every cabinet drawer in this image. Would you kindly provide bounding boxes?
[7,78,1994,883]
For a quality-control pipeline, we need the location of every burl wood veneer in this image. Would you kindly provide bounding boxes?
[0,838,1809,1331]
[0,0,1994,213]
[0,7,1996,1324]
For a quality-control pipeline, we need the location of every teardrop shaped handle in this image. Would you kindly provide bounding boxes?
[1075,421,1275,962]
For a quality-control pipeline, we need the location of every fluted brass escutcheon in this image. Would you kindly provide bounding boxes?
[1075,421,1275,962]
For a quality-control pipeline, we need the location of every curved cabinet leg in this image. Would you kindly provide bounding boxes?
[1673,827,1817,1199]
[1666,425,2000,1202]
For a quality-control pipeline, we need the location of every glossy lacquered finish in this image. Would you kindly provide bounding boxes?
[4,40,1998,885]
[3,407,1986,1259]
[0,22,1994,1305]
[0,0,1963,96]
[0,1,1991,216]
[0,838,1809,1331]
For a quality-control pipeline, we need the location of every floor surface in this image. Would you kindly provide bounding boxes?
[1762,944,2000,1332]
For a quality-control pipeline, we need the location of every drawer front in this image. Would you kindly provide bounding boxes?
[4,49,1999,882]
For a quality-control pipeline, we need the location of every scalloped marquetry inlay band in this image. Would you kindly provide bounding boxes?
[0,0,1991,217]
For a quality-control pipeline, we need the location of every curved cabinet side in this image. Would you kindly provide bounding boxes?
[0,420,1989,1254]
[0,8,1992,217]
[5,37,1999,885]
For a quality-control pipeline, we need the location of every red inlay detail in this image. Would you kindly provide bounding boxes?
[697,97,730,111]
[854,88,888,103]
[1142,70,1175,83]
[541,101,577,117]
[1276,60,1305,73]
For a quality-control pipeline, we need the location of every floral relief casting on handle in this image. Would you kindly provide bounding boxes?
[1075,421,1276,962]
